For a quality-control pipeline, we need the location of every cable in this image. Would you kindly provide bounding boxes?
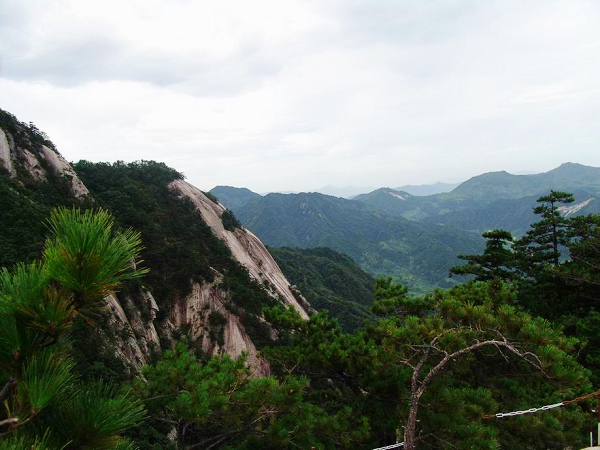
[483,389,600,419]
[372,443,404,450]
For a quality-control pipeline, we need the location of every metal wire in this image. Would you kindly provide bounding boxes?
[484,389,600,419]
[372,443,405,450]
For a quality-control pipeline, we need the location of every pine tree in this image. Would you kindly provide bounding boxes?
[133,339,369,449]
[516,190,574,269]
[0,208,147,449]
[450,229,517,282]
[264,279,590,450]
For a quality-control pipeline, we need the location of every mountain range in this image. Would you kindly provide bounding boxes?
[211,186,483,292]
[393,181,461,196]
[354,163,600,234]
[211,162,600,292]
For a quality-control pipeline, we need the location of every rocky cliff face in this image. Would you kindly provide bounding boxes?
[170,179,311,319]
[0,125,89,199]
[100,179,312,375]
[0,111,310,376]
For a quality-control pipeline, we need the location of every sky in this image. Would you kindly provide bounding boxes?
[1,0,600,193]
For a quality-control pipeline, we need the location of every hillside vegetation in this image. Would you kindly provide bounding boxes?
[269,246,375,331]
[231,191,484,293]
[2,110,600,449]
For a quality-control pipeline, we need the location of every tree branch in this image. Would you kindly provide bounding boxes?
[416,339,548,397]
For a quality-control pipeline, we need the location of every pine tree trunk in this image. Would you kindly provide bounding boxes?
[404,391,420,450]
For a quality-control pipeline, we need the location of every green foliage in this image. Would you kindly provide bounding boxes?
[74,161,278,343]
[450,229,518,282]
[133,340,369,449]
[0,433,53,450]
[264,279,590,449]
[371,276,412,316]
[19,347,75,411]
[270,246,375,331]
[517,190,575,267]
[221,209,242,231]
[0,208,147,449]
[43,383,144,450]
[0,171,76,270]
[44,208,148,318]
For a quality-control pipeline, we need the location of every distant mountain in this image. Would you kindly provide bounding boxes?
[435,190,600,235]
[355,163,600,235]
[394,181,461,196]
[209,185,262,210]
[353,188,433,221]
[313,185,377,199]
[269,247,375,331]
[447,162,600,201]
[233,192,483,293]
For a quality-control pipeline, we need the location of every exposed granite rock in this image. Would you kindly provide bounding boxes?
[20,148,47,182]
[0,124,89,199]
[169,281,270,377]
[39,145,90,199]
[170,179,311,319]
[0,129,16,176]
[2,116,310,376]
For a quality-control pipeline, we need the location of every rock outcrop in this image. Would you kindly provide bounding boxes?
[170,179,311,319]
[0,123,89,199]
[0,113,310,377]
[0,129,16,177]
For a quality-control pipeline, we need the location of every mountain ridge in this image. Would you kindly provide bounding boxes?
[229,191,483,292]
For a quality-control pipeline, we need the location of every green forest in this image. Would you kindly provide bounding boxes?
[1,111,600,450]
[2,185,600,449]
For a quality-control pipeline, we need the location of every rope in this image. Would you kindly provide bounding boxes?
[483,389,600,419]
[372,443,404,450]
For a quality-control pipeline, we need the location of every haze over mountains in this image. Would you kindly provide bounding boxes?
[354,163,600,234]
[211,162,600,292]
[259,182,461,199]
[393,181,461,197]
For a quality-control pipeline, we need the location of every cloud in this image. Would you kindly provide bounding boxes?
[1,0,600,192]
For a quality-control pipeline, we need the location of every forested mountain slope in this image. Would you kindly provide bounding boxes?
[232,192,483,292]
[394,181,461,196]
[2,108,598,450]
[0,108,310,377]
[210,185,262,210]
[269,246,375,331]
[448,162,600,201]
[355,164,600,234]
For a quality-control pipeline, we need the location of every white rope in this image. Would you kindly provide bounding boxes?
[488,402,564,419]
[372,442,405,449]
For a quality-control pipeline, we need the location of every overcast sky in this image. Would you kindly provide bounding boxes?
[1,0,600,192]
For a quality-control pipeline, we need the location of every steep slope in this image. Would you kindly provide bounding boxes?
[171,179,309,317]
[74,161,311,375]
[0,110,91,268]
[0,108,310,377]
[210,185,262,210]
[234,192,483,293]
[270,247,375,331]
